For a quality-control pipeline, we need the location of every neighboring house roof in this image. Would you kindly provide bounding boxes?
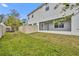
[27,3,47,16]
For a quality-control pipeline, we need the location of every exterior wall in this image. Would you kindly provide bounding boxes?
[54,21,71,31]
[71,13,79,35]
[39,20,71,31]
[28,3,73,24]
[27,3,79,35]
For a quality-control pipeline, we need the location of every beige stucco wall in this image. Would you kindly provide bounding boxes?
[19,25,38,33]
[0,23,6,38]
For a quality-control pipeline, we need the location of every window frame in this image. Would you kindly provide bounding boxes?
[28,17,29,20]
[54,22,64,28]
[32,15,34,18]
[45,6,49,11]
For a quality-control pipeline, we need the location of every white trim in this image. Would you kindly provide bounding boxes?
[38,30,72,35]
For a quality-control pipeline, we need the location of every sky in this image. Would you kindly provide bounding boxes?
[0,3,42,19]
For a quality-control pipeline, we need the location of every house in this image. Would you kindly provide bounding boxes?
[27,3,79,36]
[0,23,6,38]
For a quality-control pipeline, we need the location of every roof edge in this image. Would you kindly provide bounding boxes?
[27,3,48,16]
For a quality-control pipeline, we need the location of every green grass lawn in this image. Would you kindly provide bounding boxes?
[0,32,79,56]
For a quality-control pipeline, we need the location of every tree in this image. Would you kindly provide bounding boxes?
[21,19,26,23]
[5,9,22,31]
[5,16,22,31]
[62,3,79,11]
[8,9,20,19]
[0,14,5,23]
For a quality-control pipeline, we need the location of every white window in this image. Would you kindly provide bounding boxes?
[54,23,64,28]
